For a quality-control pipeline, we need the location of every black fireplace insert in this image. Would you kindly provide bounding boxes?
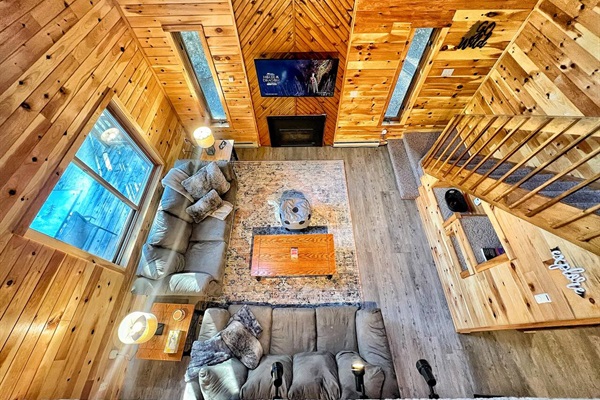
[267,115,325,147]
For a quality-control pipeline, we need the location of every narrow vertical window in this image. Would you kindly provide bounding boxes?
[177,31,227,122]
[385,28,435,120]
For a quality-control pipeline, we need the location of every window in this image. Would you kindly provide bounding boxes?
[176,31,227,122]
[385,28,435,120]
[30,108,155,263]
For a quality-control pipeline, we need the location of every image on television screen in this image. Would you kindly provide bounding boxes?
[255,59,339,97]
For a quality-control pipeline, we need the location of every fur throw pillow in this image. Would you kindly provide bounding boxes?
[229,305,263,338]
[181,162,230,200]
[186,190,223,223]
[221,320,263,370]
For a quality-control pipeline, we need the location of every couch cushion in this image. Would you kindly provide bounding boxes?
[336,351,385,399]
[221,320,263,369]
[164,272,219,297]
[316,306,358,353]
[288,351,340,400]
[159,186,194,223]
[199,358,247,400]
[355,308,399,398]
[270,308,316,355]
[137,244,185,280]
[190,216,229,242]
[186,189,223,223]
[184,241,227,280]
[241,355,293,400]
[147,210,191,254]
[228,305,272,353]
[198,308,231,342]
[175,160,235,182]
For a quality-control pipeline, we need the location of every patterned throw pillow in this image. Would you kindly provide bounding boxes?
[186,189,223,223]
[181,162,230,200]
[221,320,263,370]
[229,305,263,338]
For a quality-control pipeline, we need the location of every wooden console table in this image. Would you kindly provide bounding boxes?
[251,234,335,280]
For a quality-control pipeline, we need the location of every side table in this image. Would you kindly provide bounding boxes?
[195,139,237,161]
[136,303,195,361]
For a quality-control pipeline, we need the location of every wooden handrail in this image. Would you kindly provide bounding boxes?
[468,118,553,191]
[481,119,579,197]
[442,116,498,177]
[422,114,600,255]
[449,117,511,181]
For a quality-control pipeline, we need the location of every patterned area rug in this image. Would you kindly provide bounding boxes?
[211,160,362,305]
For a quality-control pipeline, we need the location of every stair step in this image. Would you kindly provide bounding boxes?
[539,189,600,204]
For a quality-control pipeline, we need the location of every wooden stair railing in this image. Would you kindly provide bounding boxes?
[422,114,600,256]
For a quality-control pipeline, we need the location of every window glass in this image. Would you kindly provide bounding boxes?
[75,110,152,205]
[385,28,434,118]
[179,31,227,121]
[30,108,153,263]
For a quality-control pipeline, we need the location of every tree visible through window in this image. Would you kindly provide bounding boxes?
[30,109,154,262]
[178,31,227,122]
[385,28,435,119]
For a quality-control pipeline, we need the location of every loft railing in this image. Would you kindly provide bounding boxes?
[422,114,600,255]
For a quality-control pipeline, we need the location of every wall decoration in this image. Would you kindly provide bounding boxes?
[548,247,586,298]
[457,21,496,50]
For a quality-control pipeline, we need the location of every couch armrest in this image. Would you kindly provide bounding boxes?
[183,380,203,400]
[356,308,400,398]
[164,272,221,297]
[131,276,163,296]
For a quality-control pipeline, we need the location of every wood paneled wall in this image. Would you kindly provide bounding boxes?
[116,0,260,145]
[334,0,538,143]
[0,0,185,398]
[417,174,600,332]
[232,0,354,146]
[464,0,600,179]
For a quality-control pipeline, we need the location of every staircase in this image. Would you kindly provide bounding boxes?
[422,114,600,255]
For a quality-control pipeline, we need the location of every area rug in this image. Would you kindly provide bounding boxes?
[211,160,362,305]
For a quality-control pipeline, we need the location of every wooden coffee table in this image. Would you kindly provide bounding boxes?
[136,303,195,361]
[251,234,335,280]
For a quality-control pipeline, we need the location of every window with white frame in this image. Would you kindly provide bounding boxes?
[30,108,155,263]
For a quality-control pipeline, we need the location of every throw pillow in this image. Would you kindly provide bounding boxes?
[198,358,248,400]
[336,351,385,399]
[186,190,223,223]
[221,320,263,369]
[229,305,263,338]
[181,162,230,200]
[137,244,185,280]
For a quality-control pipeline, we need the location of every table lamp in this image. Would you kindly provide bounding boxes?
[193,126,215,155]
[118,312,158,344]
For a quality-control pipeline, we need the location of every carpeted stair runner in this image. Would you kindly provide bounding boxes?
[454,156,600,213]
[387,132,441,199]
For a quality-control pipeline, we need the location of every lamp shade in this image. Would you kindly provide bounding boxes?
[118,312,158,344]
[193,127,215,148]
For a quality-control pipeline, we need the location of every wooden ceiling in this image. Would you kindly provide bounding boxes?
[114,0,542,145]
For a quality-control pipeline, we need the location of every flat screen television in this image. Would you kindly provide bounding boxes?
[255,59,339,97]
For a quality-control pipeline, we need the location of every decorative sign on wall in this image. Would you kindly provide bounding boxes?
[548,247,586,298]
[457,21,496,50]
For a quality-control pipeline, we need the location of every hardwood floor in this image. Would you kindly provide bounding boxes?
[120,146,600,399]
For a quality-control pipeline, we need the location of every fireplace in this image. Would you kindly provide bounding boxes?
[267,115,325,147]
